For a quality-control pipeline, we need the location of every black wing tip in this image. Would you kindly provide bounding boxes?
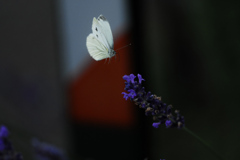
[98,14,107,21]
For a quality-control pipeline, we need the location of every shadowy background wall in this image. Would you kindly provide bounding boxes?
[0,0,240,160]
[130,0,240,160]
[0,1,68,160]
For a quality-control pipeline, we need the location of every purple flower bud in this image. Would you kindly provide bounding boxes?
[0,125,9,138]
[165,120,172,128]
[152,122,161,128]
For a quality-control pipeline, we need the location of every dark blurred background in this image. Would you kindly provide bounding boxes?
[0,0,240,160]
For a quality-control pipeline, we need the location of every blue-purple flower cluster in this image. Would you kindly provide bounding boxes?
[122,74,185,129]
[0,125,23,160]
[32,138,68,160]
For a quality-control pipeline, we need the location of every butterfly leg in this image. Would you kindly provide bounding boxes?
[104,58,107,64]
[107,57,111,64]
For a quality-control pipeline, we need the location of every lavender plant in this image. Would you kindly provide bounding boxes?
[122,74,226,160]
[122,74,185,129]
[0,125,23,160]
[32,138,68,160]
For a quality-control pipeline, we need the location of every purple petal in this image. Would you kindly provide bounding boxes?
[129,74,136,83]
[122,92,129,100]
[137,74,145,84]
[152,122,161,128]
[128,89,136,99]
[123,75,130,82]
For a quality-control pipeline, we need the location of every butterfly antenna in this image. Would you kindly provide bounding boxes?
[115,43,131,51]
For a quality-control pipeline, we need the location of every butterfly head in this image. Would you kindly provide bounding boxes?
[109,49,116,58]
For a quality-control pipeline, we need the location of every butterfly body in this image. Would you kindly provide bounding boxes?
[86,15,116,61]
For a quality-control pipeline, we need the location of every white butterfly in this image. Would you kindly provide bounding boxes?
[86,15,116,61]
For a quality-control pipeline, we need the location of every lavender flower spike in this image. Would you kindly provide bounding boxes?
[32,138,68,160]
[122,74,185,129]
[0,125,23,160]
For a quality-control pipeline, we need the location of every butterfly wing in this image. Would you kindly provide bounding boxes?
[96,15,114,50]
[91,17,110,51]
[86,33,110,61]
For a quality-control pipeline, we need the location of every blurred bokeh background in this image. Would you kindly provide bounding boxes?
[0,0,240,160]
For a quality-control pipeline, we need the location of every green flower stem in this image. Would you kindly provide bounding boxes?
[183,127,226,160]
